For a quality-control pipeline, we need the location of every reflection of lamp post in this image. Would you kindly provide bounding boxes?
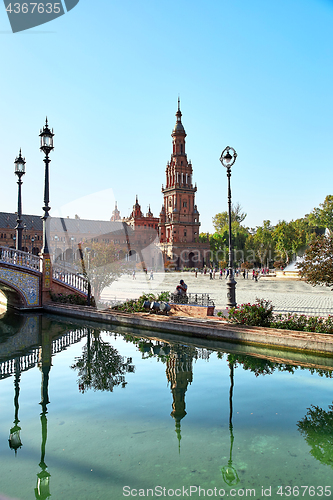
[220,146,237,308]
[14,149,26,251]
[221,361,239,486]
[35,331,52,500]
[39,118,54,256]
[8,359,23,455]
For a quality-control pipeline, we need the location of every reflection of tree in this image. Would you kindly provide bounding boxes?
[227,353,296,377]
[226,354,333,379]
[297,403,333,468]
[71,330,135,393]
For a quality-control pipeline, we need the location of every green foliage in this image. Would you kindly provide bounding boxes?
[227,298,274,327]
[49,291,94,306]
[297,403,333,468]
[112,291,170,313]
[227,353,295,377]
[271,313,333,334]
[224,297,333,334]
[212,203,247,232]
[297,234,333,288]
[308,195,333,232]
[71,330,134,392]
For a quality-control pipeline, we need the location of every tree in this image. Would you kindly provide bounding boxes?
[308,195,333,232]
[252,220,275,267]
[297,234,333,287]
[85,242,126,302]
[212,203,247,232]
[272,220,295,264]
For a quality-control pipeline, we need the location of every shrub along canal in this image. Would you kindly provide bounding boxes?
[0,310,333,499]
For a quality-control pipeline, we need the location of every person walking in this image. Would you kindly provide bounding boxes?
[150,270,154,280]
[132,270,136,280]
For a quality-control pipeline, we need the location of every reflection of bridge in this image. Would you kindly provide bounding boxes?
[0,246,88,310]
[0,326,87,380]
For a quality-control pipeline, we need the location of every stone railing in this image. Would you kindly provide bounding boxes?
[52,263,88,295]
[0,328,87,379]
[0,246,41,272]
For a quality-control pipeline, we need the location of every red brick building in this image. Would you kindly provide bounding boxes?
[158,101,210,268]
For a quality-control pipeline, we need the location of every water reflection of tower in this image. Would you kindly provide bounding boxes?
[166,345,194,451]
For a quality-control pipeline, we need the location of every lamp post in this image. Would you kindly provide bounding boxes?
[220,146,237,308]
[14,149,26,251]
[39,118,54,255]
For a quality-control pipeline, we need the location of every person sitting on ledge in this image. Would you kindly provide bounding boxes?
[175,279,188,296]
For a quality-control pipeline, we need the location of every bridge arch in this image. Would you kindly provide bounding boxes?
[0,265,42,309]
[0,248,42,309]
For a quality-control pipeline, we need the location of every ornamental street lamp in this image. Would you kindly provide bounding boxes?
[39,118,54,255]
[220,146,237,308]
[14,149,26,251]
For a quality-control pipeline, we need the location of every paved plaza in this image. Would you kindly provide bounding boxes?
[101,271,333,316]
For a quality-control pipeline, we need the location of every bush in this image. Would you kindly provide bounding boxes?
[112,291,170,313]
[50,291,95,306]
[271,313,333,334]
[227,298,274,327]
[223,298,333,334]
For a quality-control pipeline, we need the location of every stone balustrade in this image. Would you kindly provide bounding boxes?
[0,246,41,272]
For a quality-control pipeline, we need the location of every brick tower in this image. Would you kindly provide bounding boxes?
[159,100,209,269]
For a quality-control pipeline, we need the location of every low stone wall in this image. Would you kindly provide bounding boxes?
[170,304,214,317]
[43,303,333,355]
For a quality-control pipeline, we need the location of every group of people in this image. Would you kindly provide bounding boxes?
[133,269,154,280]
[192,266,272,282]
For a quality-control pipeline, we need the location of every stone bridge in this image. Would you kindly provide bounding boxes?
[0,246,88,310]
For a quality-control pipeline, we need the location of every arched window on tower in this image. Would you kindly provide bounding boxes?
[180,144,183,154]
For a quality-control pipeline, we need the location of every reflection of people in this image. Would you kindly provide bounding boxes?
[175,279,187,295]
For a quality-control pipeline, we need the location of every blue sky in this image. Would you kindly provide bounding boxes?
[1,0,333,232]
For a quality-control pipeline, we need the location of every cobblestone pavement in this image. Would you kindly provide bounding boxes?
[101,272,333,316]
